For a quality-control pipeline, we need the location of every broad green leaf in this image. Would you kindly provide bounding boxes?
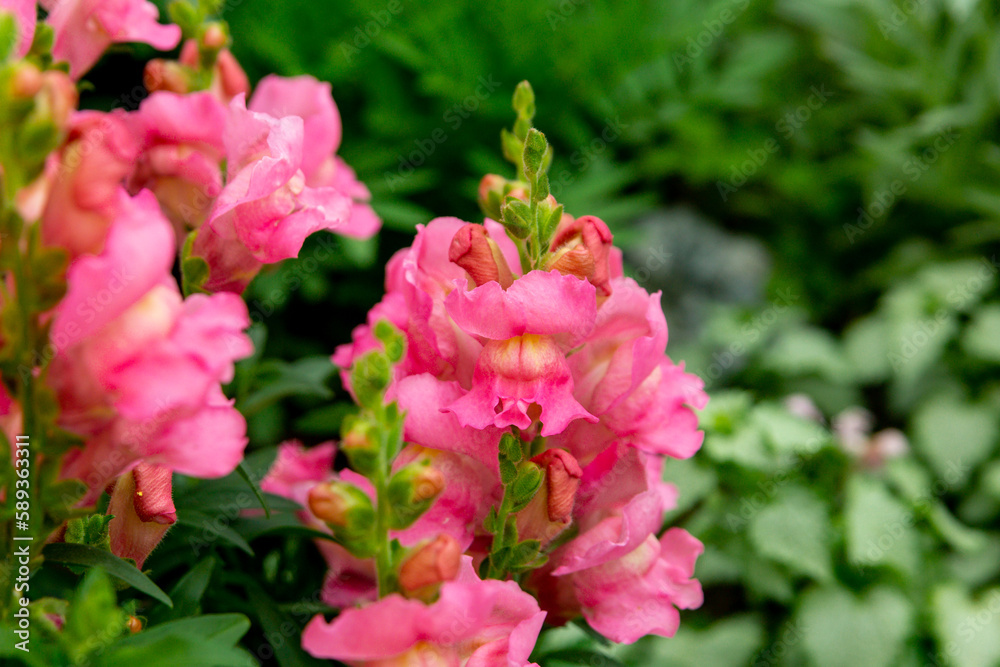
[43,543,173,607]
[912,397,998,485]
[844,475,918,576]
[96,614,254,667]
[798,586,913,667]
[962,305,1000,362]
[931,584,1000,667]
[748,486,832,582]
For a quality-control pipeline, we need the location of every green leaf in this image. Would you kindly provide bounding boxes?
[844,475,918,575]
[236,460,271,519]
[174,508,255,556]
[96,614,253,667]
[913,396,998,485]
[751,403,829,456]
[615,615,764,667]
[962,304,1000,362]
[748,486,832,582]
[797,586,913,667]
[242,356,336,416]
[153,557,216,623]
[931,584,1000,667]
[64,514,114,551]
[244,580,326,667]
[540,649,624,667]
[62,569,127,664]
[43,543,173,608]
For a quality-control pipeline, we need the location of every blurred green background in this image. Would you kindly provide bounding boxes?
[129,0,1000,665]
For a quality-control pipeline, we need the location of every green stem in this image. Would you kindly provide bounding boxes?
[372,405,395,598]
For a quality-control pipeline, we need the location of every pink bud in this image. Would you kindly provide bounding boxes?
[107,463,176,569]
[201,23,227,50]
[548,215,614,296]
[448,223,515,289]
[398,534,462,597]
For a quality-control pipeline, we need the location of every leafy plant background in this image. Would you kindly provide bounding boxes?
[24,0,1000,665]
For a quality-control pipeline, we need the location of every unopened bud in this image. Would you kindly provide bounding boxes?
[201,23,227,50]
[214,49,250,100]
[515,449,581,545]
[144,59,190,94]
[387,462,446,530]
[478,173,508,220]
[11,63,43,99]
[547,215,614,296]
[340,415,378,475]
[36,71,78,132]
[308,481,373,527]
[398,534,462,600]
[449,223,515,289]
[308,481,377,557]
[127,616,142,633]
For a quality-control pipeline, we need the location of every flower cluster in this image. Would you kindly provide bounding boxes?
[261,84,708,663]
[0,0,377,575]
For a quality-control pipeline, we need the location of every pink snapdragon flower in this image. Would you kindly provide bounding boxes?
[39,112,139,260]
[249,74,380,240]
[126,91,227,236]
[0,0,36,58]
[43,0,181,79]
[302,557,545,666]
[192,94,361,292]
[50,190,252,497]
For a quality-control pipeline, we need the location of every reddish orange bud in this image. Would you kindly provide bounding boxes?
[107,463,176,569]
[127,616,143,633]
[144,59,190,95]
[398,534,462,599]
[11,63,42,98]
[515,448,582,545]
[201,23,227,50]
[547,215,614,295]
[449,223,515,289]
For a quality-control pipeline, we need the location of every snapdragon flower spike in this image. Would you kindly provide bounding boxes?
[43,0,181,80]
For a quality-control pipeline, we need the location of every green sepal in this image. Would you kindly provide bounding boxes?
[180,229,211,296]
[507,462,543,512]
[374,319,406,363]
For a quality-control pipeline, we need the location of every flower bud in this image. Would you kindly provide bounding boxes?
[308,481,373,528]
[340,415,379,475]
[547,215,614,296]
[387,461,446,530]
[144,59,191,95]
[308,481,377,558]
[127,616,143,634]
[449,223,515,289]
[201,23,227,50]
[11,63,43,99]
[398,534,462,601]
[106,463,177,569]
[515,449,582,546]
